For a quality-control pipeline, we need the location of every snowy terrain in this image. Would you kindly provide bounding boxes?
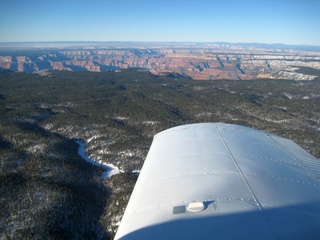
[76,140,121,179]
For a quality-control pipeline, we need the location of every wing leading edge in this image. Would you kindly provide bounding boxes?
[115,123,320,240]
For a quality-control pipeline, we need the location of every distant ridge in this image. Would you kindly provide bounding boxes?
[0,42,319,80]
[0,41,320,51]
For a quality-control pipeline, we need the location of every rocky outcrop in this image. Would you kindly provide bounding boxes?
[1,43,319,80]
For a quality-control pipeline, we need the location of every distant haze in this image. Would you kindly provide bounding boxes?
[0,0,319,46]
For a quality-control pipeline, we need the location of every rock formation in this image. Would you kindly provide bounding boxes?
[1,43,319,80]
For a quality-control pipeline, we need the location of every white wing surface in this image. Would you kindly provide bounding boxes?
[115,123,320,240]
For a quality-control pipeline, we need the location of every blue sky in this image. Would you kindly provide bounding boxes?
[0,0,319,45]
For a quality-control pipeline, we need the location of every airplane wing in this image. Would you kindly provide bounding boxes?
[115,123,320,240]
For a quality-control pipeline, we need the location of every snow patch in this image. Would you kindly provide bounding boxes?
[43,123,54,130]
[132,170,141,175]
[114,116,128,121]
[283,92,293,99]
[118,150,135,157]
[76,140,120,179]
[113,221,121,227]
[27,143,46,154]
[142,121,159,125]
[87,135,101,143]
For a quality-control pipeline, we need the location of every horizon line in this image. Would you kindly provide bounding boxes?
[0,41,320,47]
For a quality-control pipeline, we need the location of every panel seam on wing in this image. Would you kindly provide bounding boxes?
[216,127,280,239]
[216,127,263,210]
[243,173,319,188]
[235,153,304,167]
[268,135,320,180]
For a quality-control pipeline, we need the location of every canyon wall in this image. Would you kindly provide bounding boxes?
[1,43,319,80]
